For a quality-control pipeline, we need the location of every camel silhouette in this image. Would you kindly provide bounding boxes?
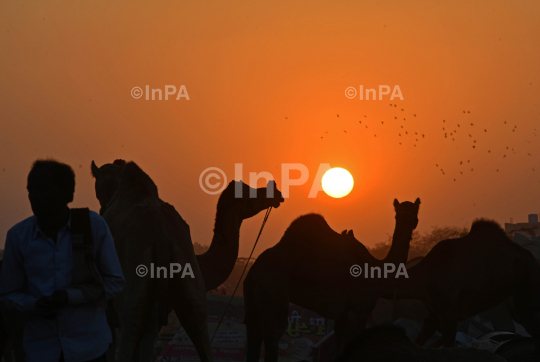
[243,198,420,362]
[389,219,540,354]
[374,257,517,336]
[91,160,284,362]
[334,324,506,362]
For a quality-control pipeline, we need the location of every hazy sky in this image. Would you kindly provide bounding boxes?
[1,0,539,257]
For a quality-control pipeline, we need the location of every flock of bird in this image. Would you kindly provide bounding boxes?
[311,104,538,184]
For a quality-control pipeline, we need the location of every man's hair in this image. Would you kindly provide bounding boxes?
[30,158,76,202]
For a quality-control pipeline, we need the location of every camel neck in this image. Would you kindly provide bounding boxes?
[196,210,242,291]
[383,217,414,265]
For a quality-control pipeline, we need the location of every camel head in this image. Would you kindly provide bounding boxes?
[216,180,284,224]
[393,198,421,230]
[91,159,126,214]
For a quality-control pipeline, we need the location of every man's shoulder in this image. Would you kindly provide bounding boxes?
[87,209,111,233]
[8,215,37,237]
[86,209,106,225]
[88,209,104,222]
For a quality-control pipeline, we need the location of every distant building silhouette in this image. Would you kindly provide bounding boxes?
[505,214,540,238]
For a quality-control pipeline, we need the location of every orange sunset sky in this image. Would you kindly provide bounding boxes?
[1,1,539,258]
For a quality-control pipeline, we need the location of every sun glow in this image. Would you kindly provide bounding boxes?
[322,168,354,198]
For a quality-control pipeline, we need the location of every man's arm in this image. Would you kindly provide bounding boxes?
[92,215,125,300]
[0,229,38,313]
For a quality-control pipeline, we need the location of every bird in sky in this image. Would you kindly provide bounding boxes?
[414,114,416,117]
[337,114,339,117]
[344,130,347,133]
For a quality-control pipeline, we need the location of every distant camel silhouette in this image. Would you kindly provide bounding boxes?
[91,160,283,362]
[390,219,540,354]
[243,198,420,362]
[334,324,506,362]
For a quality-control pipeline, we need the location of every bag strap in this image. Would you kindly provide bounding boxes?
[71,208,94,260]
[70,208,108,309]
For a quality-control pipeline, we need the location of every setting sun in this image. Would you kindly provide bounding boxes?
[322,167,354,198]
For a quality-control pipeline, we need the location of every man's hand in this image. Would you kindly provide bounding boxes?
[35,290,69,319]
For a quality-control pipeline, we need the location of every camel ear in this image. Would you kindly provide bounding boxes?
[267,180,276,189]
[341,230,347,235]
[347,230,355,237]
[393,198,399,207]
[414,198,421,206]
[91,160,99,178]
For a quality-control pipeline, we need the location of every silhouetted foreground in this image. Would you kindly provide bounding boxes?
[334,325,506,362]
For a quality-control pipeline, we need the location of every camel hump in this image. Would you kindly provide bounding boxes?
[284,214,331,236]
[469,218,506,237]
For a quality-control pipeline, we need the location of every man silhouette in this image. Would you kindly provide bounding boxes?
[0,159,125,362]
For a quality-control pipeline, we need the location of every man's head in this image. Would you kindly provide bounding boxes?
[27,159,75,219]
